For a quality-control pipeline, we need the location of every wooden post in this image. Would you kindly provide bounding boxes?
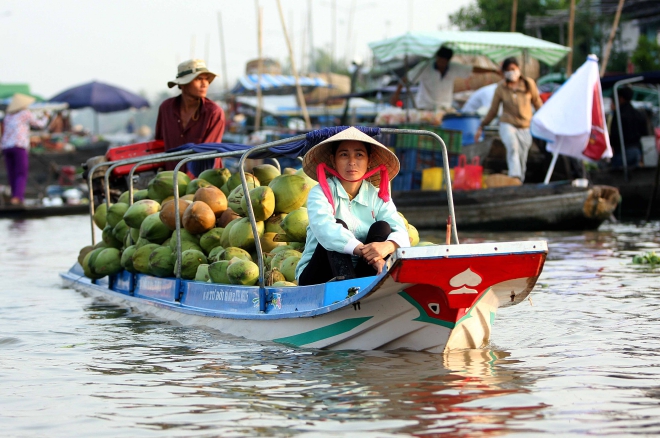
[276,0,311,129]
[255,3,264,131]
[600,0,626,77]
[217,12,229,91]
[510,0,518,32]
[566,0,576,76]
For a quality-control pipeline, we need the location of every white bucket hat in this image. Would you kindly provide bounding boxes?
[167,59,217,89]
[7,93,36,114]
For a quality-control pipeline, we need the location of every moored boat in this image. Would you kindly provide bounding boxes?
[60,127,548,353]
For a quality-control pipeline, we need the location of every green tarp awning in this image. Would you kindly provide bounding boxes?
[368,31,571,66]
[0,83,44,101]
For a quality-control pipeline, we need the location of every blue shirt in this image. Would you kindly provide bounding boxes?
[295,177,410,280]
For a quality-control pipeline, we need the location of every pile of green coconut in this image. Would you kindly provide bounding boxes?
[78,164,422,287]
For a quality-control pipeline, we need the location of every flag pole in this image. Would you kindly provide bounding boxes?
[255,3,264,132]
[544,148,560,185]
[276,0,311,129]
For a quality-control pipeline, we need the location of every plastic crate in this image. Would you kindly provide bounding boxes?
[394,124,462,153]
[106,140,165,177]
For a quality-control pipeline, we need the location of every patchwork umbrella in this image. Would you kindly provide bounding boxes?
[369,31,571,66]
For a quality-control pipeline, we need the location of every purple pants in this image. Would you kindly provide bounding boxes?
[3,147,29,201]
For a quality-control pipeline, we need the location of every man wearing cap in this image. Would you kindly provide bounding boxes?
[155,59,225,157]
[1,93,48,205]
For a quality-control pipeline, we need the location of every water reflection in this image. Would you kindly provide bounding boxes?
[75,295,546,436]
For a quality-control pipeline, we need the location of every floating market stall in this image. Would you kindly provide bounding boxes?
[61,127,548,353]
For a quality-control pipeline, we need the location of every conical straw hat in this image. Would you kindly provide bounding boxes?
[302,127,400,187]
[7,93,35,114]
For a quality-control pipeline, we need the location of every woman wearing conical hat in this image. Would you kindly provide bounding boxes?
[296,127,410,286]
[1,94,48,205]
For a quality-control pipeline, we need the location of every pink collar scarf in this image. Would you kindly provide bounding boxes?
[316,162,390,214]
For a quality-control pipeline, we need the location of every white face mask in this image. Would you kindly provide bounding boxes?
[504,69,521,82]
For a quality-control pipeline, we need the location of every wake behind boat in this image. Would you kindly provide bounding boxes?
[60,127,548,353]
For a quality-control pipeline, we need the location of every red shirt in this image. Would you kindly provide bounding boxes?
[155,96,225,150]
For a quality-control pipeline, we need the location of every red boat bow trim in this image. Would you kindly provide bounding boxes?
[391,252,545,326]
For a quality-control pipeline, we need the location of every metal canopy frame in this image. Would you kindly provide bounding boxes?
[90,128,457,312]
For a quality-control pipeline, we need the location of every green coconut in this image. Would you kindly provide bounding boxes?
[227,172,260,193]
[208,260,232,284]
[175,249,208,280]
[268,174,312,213]
[220,218,241,248]
[148,246,175,277]
[207,245,226,263]
[194,264,210,282]
[226,259,260,286]
[397,212,409,227]
[280,207,308,242]
[260,232,286,253]
[407,223,420,246]
[295,168,318,187]
[134,237,151,249]
[185,178,213,195]
[78,245,94,266]
[272,281,297,287]
[121,245,137,273]
[287,242,304,251]
[118,191,130,204]
[102,225,123,249]
[112,219,129,244]
[226,185,247,216]
[240,186,275,222]
[106,202,129,228]
[228,218,264,251]
[199,228,224,254]
[83,248,106,279]
[252,164,281,186]
[265,213,287,234]
[123,199,161,228]
[199,168,232,189]
[93,203,108,230]
[416,241,435,247]
[219,247,252,262]
[270,249,301,271]
[265,269,286,286]
[94,248,122,276]
[147,170,190,202]
[279,256,300,282]
[139,213,171,244]
[133,189,149,202]
[282,167,298,175]
[130,227,140,242]
[132,243,161,274]
[92,241,107,250]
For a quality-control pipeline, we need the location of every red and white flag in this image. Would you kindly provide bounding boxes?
[531,55,612,161]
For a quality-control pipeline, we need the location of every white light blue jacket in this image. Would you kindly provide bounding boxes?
[295,177,410,280]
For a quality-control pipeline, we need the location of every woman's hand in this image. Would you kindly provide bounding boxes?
[353,243,365,257]
[361,241,397,264]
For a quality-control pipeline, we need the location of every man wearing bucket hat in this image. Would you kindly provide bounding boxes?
[296,127,410,286]
[155,59,225,171]
[1,93,48,205]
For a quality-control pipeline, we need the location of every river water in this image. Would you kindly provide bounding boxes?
[1,215,659,437]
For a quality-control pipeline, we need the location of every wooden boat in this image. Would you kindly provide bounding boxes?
[60,127,548,353]
[0,203,89,219]
[394,183,621,231]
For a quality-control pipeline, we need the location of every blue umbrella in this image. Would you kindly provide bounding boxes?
[49,81,149,113]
